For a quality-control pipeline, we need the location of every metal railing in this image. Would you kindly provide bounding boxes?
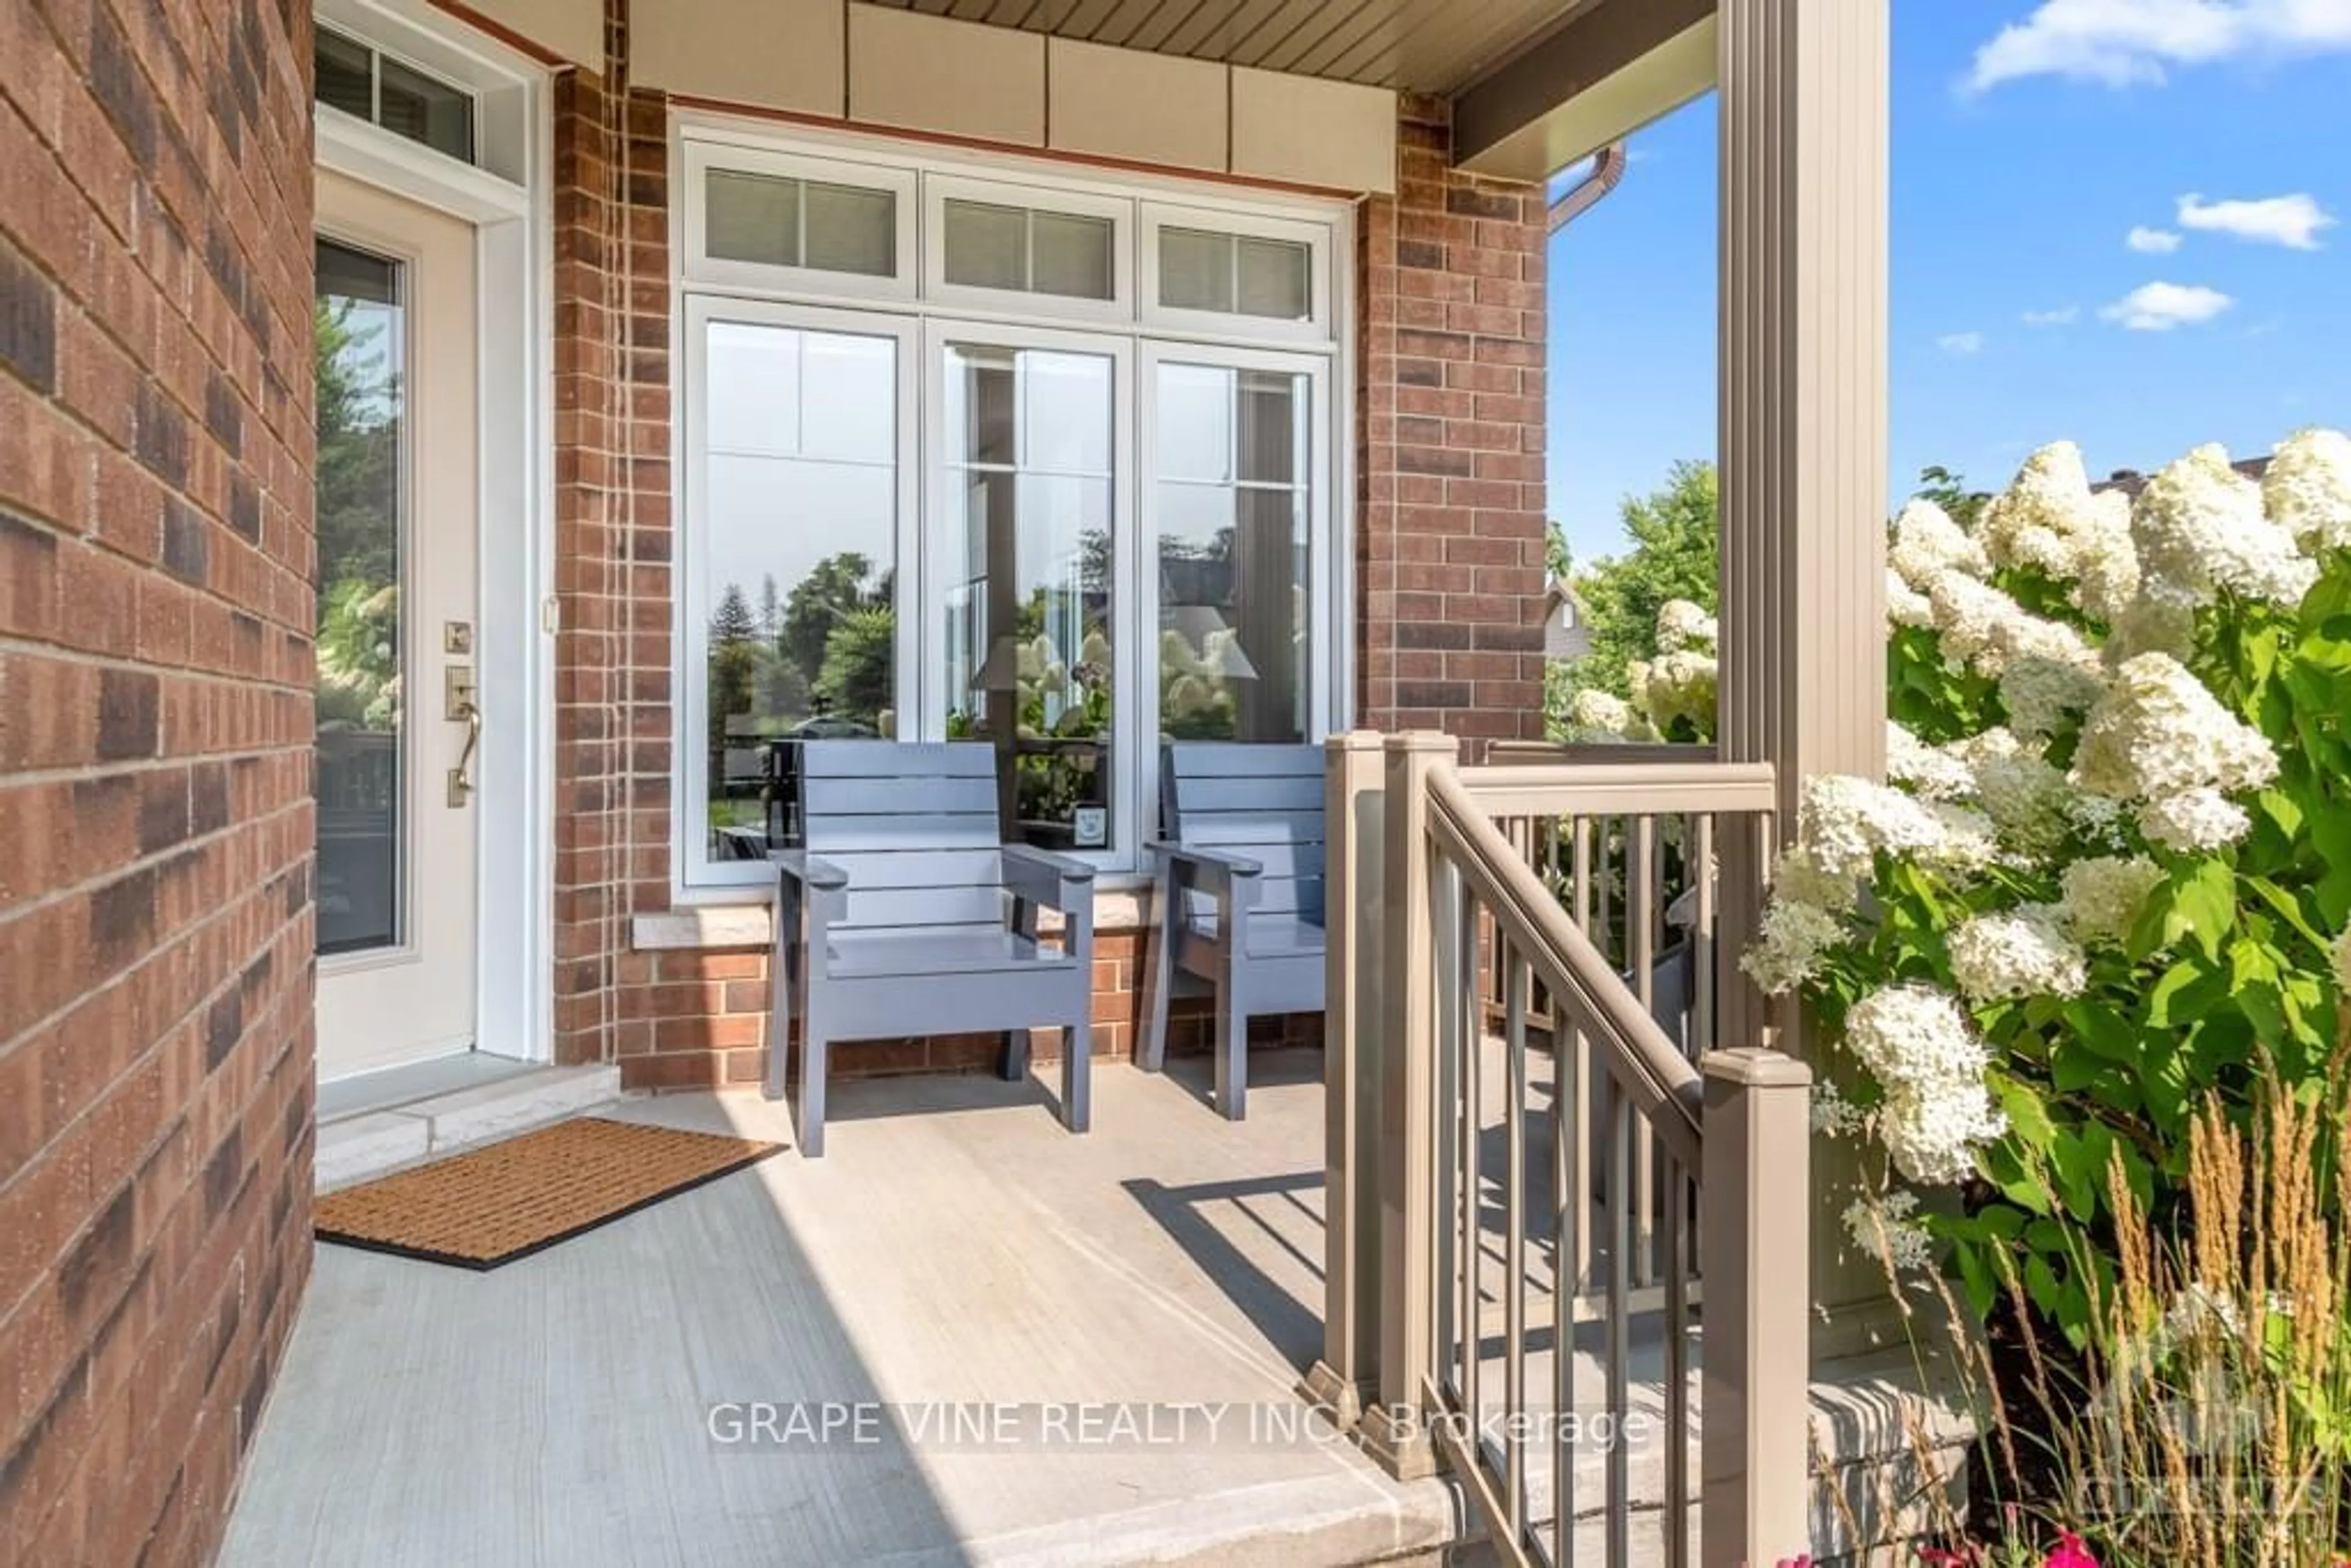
[1310,733,1812,1568]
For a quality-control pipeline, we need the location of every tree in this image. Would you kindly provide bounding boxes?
[779,553,884,683]
[1565,459,1719,700]
[757,573,782,643]
[711,583,759,646]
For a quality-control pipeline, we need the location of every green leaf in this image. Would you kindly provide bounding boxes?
[2164,860,2238,961]
[1995,1075,2057,1150]
[2245,874,2326,949]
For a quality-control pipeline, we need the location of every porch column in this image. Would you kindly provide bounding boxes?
[1715,0,1891,1334]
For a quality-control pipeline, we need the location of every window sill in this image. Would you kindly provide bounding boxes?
[631,881,1155,952]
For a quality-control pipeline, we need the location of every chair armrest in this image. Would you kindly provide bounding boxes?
[771,849,849,892]
[1146,839,1264,880]
[1000,843,1095,913]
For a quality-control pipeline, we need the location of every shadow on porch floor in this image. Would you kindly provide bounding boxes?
[222,1050,1466,1566]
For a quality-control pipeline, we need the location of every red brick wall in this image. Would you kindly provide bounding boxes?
[1356,95,1549,750]
[0,1,317,1562]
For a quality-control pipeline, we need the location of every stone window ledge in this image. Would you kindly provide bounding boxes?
[631,886,1154,951]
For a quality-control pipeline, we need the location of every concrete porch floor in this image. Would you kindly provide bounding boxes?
[221,1050,1471,1567]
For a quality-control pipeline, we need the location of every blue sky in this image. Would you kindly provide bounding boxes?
[1546,0,2351,566]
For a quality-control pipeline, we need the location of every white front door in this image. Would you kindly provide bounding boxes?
[313,170,481,1078]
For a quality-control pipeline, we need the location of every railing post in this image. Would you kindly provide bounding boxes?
[1698,1047,1813,1566]
[1357,731,1455,1480]
[1305,732,1387,1429]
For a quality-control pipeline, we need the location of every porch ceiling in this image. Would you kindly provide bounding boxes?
[852,0,1602,95]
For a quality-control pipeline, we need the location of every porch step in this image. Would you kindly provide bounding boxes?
[315,1062,626,1189]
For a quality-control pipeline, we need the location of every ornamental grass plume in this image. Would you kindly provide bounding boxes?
[1884,1067,2351,1567]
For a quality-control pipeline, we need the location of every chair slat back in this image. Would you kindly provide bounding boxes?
[1161,743,1327,923]
[799,743,1005,934]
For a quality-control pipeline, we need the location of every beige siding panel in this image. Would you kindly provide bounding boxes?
[1046,38,1228,171]
[1228,67,1395,193]
[466,0,604,69]
[848,4,1047,145]
[633,0,846,116]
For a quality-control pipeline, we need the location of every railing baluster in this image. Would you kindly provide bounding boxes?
[1449,864,1479,1422]
[1503,943,1530,1550]
[1606,1082,1632,1568]
[1434,844,1463,1403]
[1552,1022,1577,1568]
[1570,818,1595,1299]
[1630,817,1657,1289]
[1662,1154,1691,1568]
[1692,813,1716,1059]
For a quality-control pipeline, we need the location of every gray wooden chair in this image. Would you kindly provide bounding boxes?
[1141,743,1327,1120]
[767,741,1095,1157]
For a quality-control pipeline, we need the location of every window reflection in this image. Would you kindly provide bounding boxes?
[1154,364,1310,743]
[942,344,1116,850]
[701,321,898,866]
[315,240,406,955]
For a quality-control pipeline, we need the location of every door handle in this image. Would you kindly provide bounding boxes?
[448,699,481,808]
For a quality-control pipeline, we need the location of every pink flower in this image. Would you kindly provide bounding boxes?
[1918,1549,1981,1567]
[2044,1534,2098,1568]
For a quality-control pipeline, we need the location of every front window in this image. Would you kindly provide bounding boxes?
[1152,361,1313,743]
[692,310,906,870]
[678,138,1339,887]
[940,342,1119,851]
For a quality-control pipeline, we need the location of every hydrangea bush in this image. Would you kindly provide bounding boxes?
[1749,429,2351,1340]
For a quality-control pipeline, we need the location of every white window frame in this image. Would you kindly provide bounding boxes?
[677,294,923,890]
[682,141,920,303]
[1136,340,1335,846]
[1139,201,1334,345]
[921,173,1134,327]
[669,116,1352,897]
[917,320,1138,865]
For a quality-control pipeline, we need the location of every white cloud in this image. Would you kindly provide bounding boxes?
[1938,331,1987,356]
[2128,225,2184,252]
[2099,280,2235,330]
[2177,191,2338,248]
[2022,304,2082,325]
[1968,0,2351,92]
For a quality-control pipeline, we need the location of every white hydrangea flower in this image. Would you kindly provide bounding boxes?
[1877,1079,2008,1185]
[1741,898,1848,996]
[1943,727,2025,770]
[1845,983,1993,1091]
[1998,656,2107,741]
[2330,928,2351,996]
[2072,652,2278,806]
[1812,1081,1865,1138]
[1888,569,1934,629]
[2104,596,2196,664]
[1631,649,1717,734]
[1947,905,2088,1002]
[1798,775,1997,880]
[1843,1190,1937,1273]
[2060,855,2164,943]
[1568,688,1634,737]
[2132,443,2317,607]
[1654,598,1719,653]
[1976,442,2142,619]
[1886,721,1977,801]
[1971,751,2075,858]
[1889,498,1990,588]
[2262,427,2351,552]
[1772,844,1860,913]
[1925,569,2096,677]
[2138,787,2252,853]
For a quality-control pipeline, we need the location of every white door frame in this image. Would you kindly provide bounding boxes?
[313,0,555,1067]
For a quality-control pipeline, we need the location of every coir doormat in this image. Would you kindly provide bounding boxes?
[316,1117,784,1270]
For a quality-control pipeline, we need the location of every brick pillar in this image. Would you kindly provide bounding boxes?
[550,0,675,1067]
[1355,96,1549,752]
[0,1,318,1561]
